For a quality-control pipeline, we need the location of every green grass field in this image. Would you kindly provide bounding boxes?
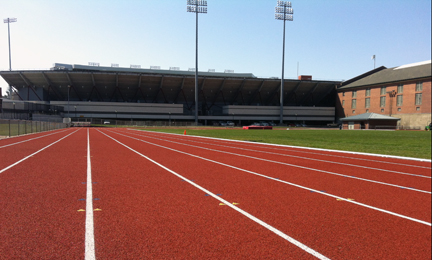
[141,127,431,160]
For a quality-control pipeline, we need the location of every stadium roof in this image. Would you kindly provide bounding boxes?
[1,63,341,108]
[338,60,431,90]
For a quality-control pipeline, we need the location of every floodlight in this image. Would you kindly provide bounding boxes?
[186,0,208,125]
[274,1,294,124]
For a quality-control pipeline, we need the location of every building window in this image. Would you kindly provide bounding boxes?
[380,87,386,95]
[381,109,384,112]
[380,96,386,107]
[365,88,371,96]
[398,108,401,112]
[415,93,422,105]
[352,110,356,114]
[416,107,420,111]
[366,109,369,113]
[416,82,423,92]
[397,84,403,93]
[342,100,345,107]
[342,92,345,97]
[396,95,403,106]
[352,91,357,98]
[352,99,357,109]
[365,98,370,108]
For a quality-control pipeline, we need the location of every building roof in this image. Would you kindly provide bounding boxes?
[0,63,341,108]
[338,60,431,90]
[340,113,400,121]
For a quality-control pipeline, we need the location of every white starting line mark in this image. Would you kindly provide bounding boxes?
[108,129,431,227]
[98,129,331,260]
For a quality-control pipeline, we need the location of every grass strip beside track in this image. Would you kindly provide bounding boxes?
[141,128,432,159]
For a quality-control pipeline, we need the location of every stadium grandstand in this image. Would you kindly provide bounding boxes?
[1,63,341,126]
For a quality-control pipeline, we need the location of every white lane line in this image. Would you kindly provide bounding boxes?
[129,130,431,179]
[85,129,96,260]
[107,129,431,227]
[118,130,431,194]
[0,128,70,149]
[99,130,331,260]
[135,129,432,166]
[0,130,79,174]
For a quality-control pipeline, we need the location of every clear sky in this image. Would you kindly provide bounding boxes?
[1,0,431,92]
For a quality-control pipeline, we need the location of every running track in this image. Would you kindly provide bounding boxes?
[0,127,430,259]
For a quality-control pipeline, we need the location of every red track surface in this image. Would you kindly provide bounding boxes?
[1,128,431,259]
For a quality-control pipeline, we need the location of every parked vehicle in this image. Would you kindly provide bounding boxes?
[219,121,227,126]
[103,121,110,124]
[226,121,235,126]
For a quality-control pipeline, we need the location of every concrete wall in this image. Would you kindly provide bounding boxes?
[222,105,335,121]
[51,101,183,115]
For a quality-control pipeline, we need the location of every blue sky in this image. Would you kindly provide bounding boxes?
[1,0,431,92]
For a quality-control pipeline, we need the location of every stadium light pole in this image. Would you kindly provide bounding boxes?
[275,1,293,125]
[4,17,17,99]
[67,85,71,117]
[187,0,207,126]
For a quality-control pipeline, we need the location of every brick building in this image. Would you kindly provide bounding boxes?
[336,60,431,129]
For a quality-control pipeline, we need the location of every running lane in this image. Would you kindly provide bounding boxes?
[114,129,432,222]
[90,128,321,259]
[103,128,431,259]
[0,128,77,169]
[0,128,87,259]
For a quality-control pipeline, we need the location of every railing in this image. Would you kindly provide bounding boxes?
[89,118,198,127]
[0,119,69,138]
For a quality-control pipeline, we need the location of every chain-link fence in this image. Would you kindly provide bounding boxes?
[0,119,69,138]
[89,118,198,127]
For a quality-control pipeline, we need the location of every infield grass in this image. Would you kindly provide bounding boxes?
[142,127,431,160]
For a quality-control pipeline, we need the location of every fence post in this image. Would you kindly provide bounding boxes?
[9,119,11,137]
[18,120,20,136]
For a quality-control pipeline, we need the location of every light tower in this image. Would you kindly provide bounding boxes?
[4,17,17,99]
[187,0,207,125]
[275,1,293,125]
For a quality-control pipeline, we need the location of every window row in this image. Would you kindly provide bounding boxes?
[342,82,423,97]
[348,93,422,108]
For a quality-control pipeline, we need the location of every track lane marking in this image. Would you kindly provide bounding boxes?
[106,129,431,226]
[85,129,96,260]
[0,128,71,149]
[134,129,431,168]
[0,129,79,174]
[139,131,431,177]
[118,130,431,194]
[98,129,331,260]
[128,130,431,179]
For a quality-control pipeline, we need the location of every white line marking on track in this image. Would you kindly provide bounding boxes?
[0,129,70,149]
[0,129,79,174]
[120,130,431,194]
[140,131,432,176]
[85,129,96,260]
[130,130,432,179]
[107,129,431,226]
[134,129,431,166]
[98,129,331,260]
